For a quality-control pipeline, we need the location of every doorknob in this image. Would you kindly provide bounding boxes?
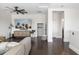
[72,32,74,35]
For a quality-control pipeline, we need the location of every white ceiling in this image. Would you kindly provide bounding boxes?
[0,3,79,14]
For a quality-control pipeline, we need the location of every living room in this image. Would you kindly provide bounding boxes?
[0,3,47,55]
[0,3,79,55]
[0,3,47,39]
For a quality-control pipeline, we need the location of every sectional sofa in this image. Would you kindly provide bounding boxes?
[4,37,31,55]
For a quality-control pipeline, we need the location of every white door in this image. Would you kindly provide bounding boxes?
[37,23,44,36]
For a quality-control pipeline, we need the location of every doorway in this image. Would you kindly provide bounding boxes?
[52,11,64,44]
[37,23,44,37]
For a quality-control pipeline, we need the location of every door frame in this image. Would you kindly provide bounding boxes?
[48,8,65,42]
[37,23,44,37]
[52,9,65,42]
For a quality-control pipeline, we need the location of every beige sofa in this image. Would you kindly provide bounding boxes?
[0,36,6,42]
[4,37,31,55]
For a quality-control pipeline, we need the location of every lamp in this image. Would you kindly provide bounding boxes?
[9,24,14,29]
[9,24,14,41]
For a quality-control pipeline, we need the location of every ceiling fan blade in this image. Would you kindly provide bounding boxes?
[19,8,26,12]
[6,7,14,10]
[21,12,24,14]
[16,11,19,14]
[6,6,28,14]
[24,11,28,13]
[18,11,25,14]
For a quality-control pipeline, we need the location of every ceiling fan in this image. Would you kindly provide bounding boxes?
[6,6,28,14]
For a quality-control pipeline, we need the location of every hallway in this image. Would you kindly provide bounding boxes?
[30,37,77,55]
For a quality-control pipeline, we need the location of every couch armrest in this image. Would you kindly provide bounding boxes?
[4,37,31,55]
[4,44,25,55]
[20,37,31,55]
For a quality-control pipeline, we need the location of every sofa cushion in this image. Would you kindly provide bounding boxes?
[6,42,20,49]
[0,42,8,54]
[0,42,20,55]
[0,36,6,42]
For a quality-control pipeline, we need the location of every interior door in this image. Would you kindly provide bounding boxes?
[53,11,64,40]
[37,23,44,37]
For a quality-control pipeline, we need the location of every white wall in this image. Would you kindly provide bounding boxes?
[12,13,46,37]
[67,9,79,54]
[0,11,46,38]
[0,10,11,38]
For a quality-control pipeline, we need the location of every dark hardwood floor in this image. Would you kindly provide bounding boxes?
[30,37,77,55]
[7,37,24,42]
[8,37,77,55]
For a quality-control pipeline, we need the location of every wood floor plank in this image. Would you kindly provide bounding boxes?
[10,37,77,55]
[30,37,77,55]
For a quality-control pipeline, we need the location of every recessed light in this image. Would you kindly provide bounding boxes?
[39,6,48,8]
[60,5,64,8]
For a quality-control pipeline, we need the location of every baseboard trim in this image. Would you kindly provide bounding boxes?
[69,44,79,54]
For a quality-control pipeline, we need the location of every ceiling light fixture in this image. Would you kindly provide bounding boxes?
[39,6,48,8]
[60,5,64,8]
